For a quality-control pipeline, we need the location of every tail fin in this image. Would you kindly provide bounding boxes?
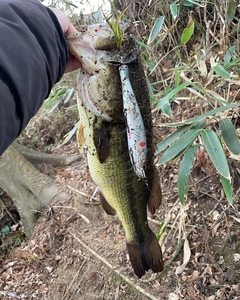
[126,230,163,278]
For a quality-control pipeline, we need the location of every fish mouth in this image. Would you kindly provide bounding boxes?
[67,21,139,73]
[104,47,138,65]
[67,22,140,124]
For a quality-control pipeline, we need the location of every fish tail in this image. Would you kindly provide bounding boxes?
[126,229,163,278]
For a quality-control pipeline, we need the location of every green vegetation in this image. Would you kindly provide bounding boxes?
[137,0,240,204]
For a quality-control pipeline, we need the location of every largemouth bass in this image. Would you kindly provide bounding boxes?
[67,22,163,278]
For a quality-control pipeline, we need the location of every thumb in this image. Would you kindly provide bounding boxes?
[49,7,77,34]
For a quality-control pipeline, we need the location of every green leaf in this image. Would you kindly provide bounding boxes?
[231,22,240,35]
[224,56,240,70]
[192,120,206,130]
[1,224,10,237]
[181,21,195,44]
[183,0,204,7]
[155,125,191,154]
[174,71,181,88]
[213,64,231,80]
[201,129,230,180]
[45,86,69,110]
[146,77,154,100]
[227,0,236,25]
[61,121,79,145]
[161,101,172,116]
[156,102,240,128]
[224,46,236,65]
[157,129,201,165]
[104,5,130,48]
[156,222,166,241]
[49,95,65,113]
[137,40,150,49]
[155,81,193,110]
[64,88,74,103]
[147,16,165,45]
[178,144,200,203]
[219,118,240,155]
[170,2,178,18]
[220,174,233,204]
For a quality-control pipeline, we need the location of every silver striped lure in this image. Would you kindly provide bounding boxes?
[119,64,147,179]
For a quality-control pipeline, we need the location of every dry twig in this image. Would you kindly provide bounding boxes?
[69,231,159,300]
[0,197,18,224]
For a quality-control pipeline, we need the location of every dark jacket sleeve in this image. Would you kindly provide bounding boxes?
[0,0,68,155]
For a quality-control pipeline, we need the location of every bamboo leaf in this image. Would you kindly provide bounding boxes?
[220,174,233,204]
[181,22,194,44]
[155,121,205,155]
[175,238,191,274]
[201,130,230,180]
[1,224,11,237]
[219,118,240,155]
[178,144,199,203]
[155,81,192,110]
[161,101,172,116]
[175,71,181,88]
[64,88,74,103]
[224,57,240,69]
[170,2,178,19]
[192,121,206,130]
[206,90,227,103]
[146,77,154,100]
[155,125,191,154]
[213,64,231,80]
[157,129,201,165]
[175,238,191,275]
[147,16,165,45]
[227,0,236,25]
[183,0,204,7]
[224,46,235,65]
[181,12,195,44]
[156,102,240,127]
[156,222,166,241]
[61,121,79,145]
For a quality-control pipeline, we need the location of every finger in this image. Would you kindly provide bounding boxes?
[65,22,78,35]
[65,58,82,73]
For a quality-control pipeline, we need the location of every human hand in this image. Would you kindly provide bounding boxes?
[49,7,82,73]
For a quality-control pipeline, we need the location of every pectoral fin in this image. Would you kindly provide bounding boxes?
[77,122,85,152]
[93,118,109,163]
[99,193,116,215]
[147,167,162,214]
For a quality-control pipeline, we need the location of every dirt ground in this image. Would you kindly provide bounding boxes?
[1,98,240,300]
